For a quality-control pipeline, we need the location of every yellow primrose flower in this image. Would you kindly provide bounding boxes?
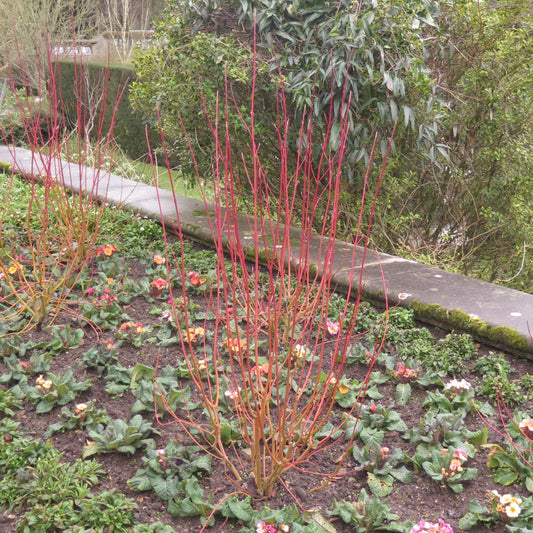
[505,501,521,518]
[500,494,513,505]
[186,328,199,343]
[37,379,53,393]
[7,262,22,275]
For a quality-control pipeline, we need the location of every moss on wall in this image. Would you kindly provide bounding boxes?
[409,301,531,358]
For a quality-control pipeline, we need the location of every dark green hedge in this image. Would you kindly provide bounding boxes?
[54,60,161,161]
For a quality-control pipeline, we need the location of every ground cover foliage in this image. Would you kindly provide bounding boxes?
[1,174,533,533]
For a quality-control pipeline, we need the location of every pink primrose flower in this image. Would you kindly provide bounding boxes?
[326,319,340,335]
[119,322,145,334]
[187,271,206,286]
[410,519,454,533]
[519,418,533,437]
[224,388,242,401]
[453,448,468,463]
[392,362,419,383]
[256,521,278,533]
[151,278,168,291]
[161,309,173,322]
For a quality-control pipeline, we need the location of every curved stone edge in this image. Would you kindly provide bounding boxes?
[1,153,532,359]
[359,283,533,359]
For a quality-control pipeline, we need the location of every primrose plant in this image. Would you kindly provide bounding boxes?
[481,411,533,492]
[13,368,92,414]
[153,52,395,497]
[420,446,478,493]
[460,490,533,530]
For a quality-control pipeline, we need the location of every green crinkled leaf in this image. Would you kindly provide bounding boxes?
[459,467,478,481]
[335,389,359,408]
[391,465,413,484]
[416,372,442,387]
[226,497,253,522]
[458,512,479,531]
[105,382,129,395]
[422,461,441,478]
[9,383,29,399]
[476,401,494,417]
[394,383,411,406]
[526,476,533,493]
[168,497,198,517]
[449,481,464,493]
[194,454,212,475]
[368,371,390,385]
[131,364,155,385]
[305,511,338,532]
[492,469,519,486]
[367,472,394,497]
[180,478,204,501]
[117,445,137,455]
[194,311,217,321]
[82,444,104,459]
[467,499,488,514]
[387,418,408,433]
[43,421,65,437]
[128,472,154,493]
[58,392,76,405]
[360,427,384,447]
[152,476,181,501]
[383,522,414,532]
[131,400,147,414]
[35,398,56,414]
[469,427,488,447]
[366,386,384,400]
[157,336,180,347]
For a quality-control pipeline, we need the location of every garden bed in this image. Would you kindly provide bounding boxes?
[1,232,533,533]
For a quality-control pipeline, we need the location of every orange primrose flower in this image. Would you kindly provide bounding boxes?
[95,244,118,257]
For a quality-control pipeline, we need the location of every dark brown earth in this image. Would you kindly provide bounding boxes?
[1,241,532,533]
